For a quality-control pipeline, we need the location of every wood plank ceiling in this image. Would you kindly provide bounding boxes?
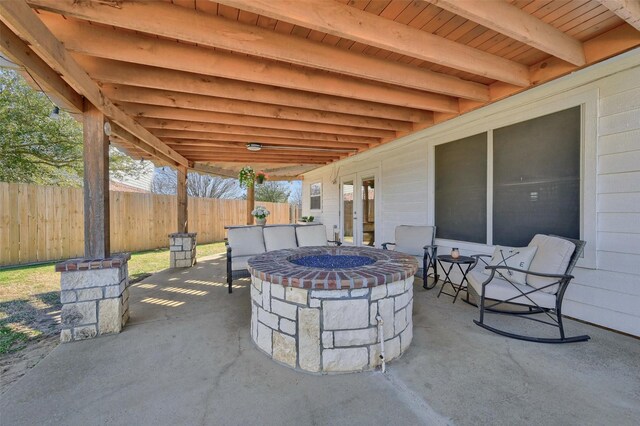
[1,0,639,179]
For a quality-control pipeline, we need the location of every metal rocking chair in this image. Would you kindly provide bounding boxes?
[467,235,590,344]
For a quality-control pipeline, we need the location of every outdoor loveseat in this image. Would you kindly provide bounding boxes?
[467,234,588,343]
[225,224,340,293]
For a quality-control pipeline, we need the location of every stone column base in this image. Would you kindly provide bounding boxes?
[169,232,197,268]
[56,254,131,343]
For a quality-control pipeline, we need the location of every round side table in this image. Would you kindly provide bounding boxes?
[436,255,475,303]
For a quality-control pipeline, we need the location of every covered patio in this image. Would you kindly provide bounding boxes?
[1,0,640,424]
[1,254,638,425]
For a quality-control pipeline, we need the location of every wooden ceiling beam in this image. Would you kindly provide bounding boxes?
[118,104,397,139]
[0,21,83,113]
[37,13,458,112]
[423,0,586,66]
[154,130,368,150]
[0,1,189,168]
[191,162,304,181]
[181,155,330,164]
[76,57,433,123]
[170,145,344,158]
[190,163,241,179]
[214,0,530,86]
[100,84,411,132]
[110,124,181,168]
[28,0,489,101]
[136,118,380,145]
[164,141,357,155]
[174,146,341,156]
[596,0,640,31]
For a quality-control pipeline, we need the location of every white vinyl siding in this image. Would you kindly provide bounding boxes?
[303,50,640,337]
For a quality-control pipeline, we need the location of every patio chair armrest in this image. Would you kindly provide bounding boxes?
[485,265,574,280]
[328,240,342,246]
[469,254,491,270]
[471,254,491,259]
[381,242,395,250]
[423,245,437,258]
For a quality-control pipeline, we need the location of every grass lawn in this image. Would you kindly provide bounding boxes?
[0,242,226,355]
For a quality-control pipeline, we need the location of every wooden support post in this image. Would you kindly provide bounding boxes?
[247,182,255,225]
[83,101,110,259]
[177,165,188,233]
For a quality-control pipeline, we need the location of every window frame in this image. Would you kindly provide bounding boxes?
[309,181,322,212]
[427,87,597,268]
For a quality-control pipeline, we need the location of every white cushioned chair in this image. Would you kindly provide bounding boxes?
[226,226,265,293]
[264,225,298,252]
[295,224,332,247]
[382,225,439,290]
[468,234,589,343]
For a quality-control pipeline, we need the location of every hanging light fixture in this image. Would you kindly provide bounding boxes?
[246,143,262,152]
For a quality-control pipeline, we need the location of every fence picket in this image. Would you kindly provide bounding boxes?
[0,182,297,266]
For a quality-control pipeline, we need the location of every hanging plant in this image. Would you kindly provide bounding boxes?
[255,171,268,184]
[238,166,255,188]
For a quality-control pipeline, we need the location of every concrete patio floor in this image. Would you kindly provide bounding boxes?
[1,253,639,426]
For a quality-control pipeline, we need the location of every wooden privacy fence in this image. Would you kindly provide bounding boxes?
[0,182,293,266]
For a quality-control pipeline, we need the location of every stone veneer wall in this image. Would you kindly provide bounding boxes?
[250,275,414,373]
[169,232,197,268]
[56,254,130,342]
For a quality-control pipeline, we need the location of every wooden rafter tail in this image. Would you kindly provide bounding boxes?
[0,0,188,168]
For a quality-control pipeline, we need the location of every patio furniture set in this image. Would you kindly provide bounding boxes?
[225,223,588,373]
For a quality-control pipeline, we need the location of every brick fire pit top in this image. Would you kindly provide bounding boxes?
[247,246,418,290]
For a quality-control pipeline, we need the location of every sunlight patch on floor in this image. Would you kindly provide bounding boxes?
[184,279,225,287]
[140,297,185,307]
[161,287,208,296]
[132,283,158,289]
[48,310,61,324]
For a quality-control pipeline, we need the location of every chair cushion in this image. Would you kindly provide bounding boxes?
[264,226,298,251]
[468,269,556,309]
[296,224,328,247]
[527,234,575,294]
[227,226,266,257]
[482,245,537,285]
[394,225,434,256]
[231,255,253,271]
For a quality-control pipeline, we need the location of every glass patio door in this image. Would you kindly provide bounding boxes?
[340,175,356,245]
[340,170,377,246]
[359,173,376,247]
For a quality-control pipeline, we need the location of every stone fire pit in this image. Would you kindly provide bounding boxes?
[247,246,418,374]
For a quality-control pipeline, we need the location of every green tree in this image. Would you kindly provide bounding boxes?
[255,181,291,203]
[0,69,144,185]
